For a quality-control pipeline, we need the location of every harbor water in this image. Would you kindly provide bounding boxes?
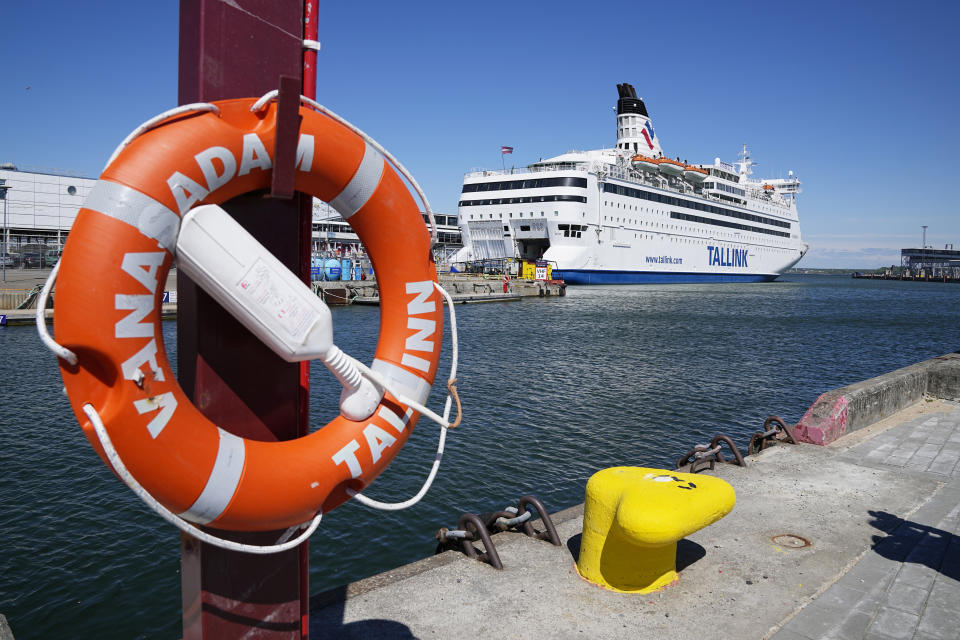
[2,275,959,638]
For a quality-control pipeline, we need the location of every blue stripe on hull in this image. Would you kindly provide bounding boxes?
[554,269,780,285]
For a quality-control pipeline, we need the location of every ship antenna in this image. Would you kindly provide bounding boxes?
[737,143,754,178]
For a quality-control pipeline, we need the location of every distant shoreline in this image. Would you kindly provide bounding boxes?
[787,268,859,275]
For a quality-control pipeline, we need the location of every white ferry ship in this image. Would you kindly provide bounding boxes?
[453,83,807,284]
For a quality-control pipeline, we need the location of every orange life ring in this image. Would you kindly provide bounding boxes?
[54,98,444,531]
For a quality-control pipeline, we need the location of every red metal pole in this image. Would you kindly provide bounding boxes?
[303,0,319,101]
[299,3,319,636]
[177,1,311,637]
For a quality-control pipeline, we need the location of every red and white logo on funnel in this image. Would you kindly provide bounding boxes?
[640,121,656,150]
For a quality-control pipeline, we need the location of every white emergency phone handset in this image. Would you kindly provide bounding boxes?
[176,204,382,421]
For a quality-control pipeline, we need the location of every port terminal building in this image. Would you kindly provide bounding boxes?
[1,165,460,265]
[0,165,95,256]
[901,247,960,279]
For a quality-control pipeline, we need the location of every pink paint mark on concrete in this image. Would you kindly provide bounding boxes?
[794,394,849,446]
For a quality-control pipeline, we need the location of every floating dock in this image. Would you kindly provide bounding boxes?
[307,353,960,639]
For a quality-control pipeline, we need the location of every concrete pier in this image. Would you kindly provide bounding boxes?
[795,353,960,445]
[314,273,565,305]
[308,354,960,639]
[0,269,564,325]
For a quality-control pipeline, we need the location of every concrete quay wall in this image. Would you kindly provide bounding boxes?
[308,399,960,639]
[794,351,960,445]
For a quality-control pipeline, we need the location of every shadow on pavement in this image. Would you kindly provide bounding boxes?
[869,509,960,582]
[309,585,415,639]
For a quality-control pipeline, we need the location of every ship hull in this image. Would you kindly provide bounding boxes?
[555,269,780,285]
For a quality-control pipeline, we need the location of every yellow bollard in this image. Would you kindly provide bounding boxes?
[576,467,735,593]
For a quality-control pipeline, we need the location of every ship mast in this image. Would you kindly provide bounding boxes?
[736,144,754,181]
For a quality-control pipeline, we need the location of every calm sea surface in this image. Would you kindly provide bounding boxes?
[2,275,959,637]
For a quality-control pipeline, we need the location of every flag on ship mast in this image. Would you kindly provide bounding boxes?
[500,146,513,170]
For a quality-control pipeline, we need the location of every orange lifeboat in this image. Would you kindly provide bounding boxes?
[683,165,708,183]
[657,158,684,176]
[762,184,775,191]
[632,154,660,172]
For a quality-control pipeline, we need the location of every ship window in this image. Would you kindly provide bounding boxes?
[520,225,531,231]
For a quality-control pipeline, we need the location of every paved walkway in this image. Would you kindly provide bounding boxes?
[308,400,960,639]
[773,407,960,640]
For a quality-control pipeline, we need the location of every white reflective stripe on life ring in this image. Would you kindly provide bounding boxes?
[84,180,181,253]
[179,428,246,524]
[329,142,384,219]
[372,358,431,406]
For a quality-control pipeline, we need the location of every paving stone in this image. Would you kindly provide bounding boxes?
[782,606,849,639]
[851,586,884,616]
[916,531,943,549]
[926,468,954,478]
[875,539,914,563]
[893,563,937,591]
[903,554,945,578]
[844,561,898,593]
[815,584,869,610]
[904,459,933,472]
[936,445,960,457]
[829,610,873,640]
[894,444,920,457]
[926,576,960,611]
[927,462,958,476]
[857,550,907,573]
[882,582,927,615]
[866,607,920,640]
[939,555,960,579]
[940,516,960,534]
[917,444,943,457]
[916,604,960,640]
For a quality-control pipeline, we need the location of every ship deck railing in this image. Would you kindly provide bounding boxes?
[465,164,793,212]
[464,162,591,178]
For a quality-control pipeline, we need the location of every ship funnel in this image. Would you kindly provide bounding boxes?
[616,83,648,116]
[615,83,661,158]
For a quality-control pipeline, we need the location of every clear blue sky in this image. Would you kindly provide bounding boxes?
[3,1,957,268]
